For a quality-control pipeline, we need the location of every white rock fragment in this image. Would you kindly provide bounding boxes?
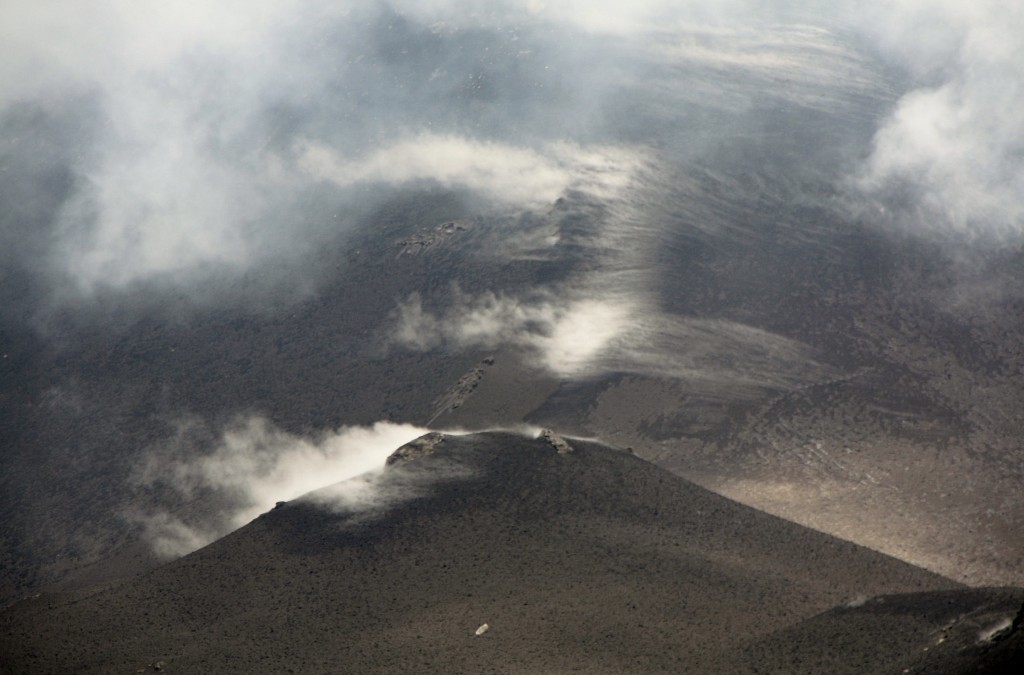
[475,623,490,636]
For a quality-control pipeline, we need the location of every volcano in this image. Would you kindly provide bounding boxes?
[3,432,1021,673]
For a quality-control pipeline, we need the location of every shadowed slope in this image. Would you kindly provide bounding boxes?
[744,587,1024,674]
[3,432,1007,673]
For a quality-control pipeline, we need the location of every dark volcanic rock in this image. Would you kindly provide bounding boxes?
[744,587,1024,674]
[385,431,447,466]
[5,431,1009,674]
[540,428,574,454]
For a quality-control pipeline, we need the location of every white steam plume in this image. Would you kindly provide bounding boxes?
[392,288,831,391]
[393,290,631,376]
[133,418,429,558]
[297,136,644,208]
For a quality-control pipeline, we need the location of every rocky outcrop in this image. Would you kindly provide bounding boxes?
[540,429,573,454]
[396,221,469,257]
[427,357,496,425]
[1011,600,1024,634]
[386,432,447,466]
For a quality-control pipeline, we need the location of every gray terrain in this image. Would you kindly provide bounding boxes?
[4,432,1022,673]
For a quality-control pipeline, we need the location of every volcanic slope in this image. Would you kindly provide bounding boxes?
[2,432,1020,673]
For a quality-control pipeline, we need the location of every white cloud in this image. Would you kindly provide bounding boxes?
[855,1,1024,239]
[130,511,219,560]
[0,0,330,296]
[392,288,829,389]
[179,419,428,525]
[0,0,309,106]
[6,0,1020,304]
[542,299,631,374]
[297,135,644,207]
[133,418,430,557]
[394,0,753,35]
[1,0,653,297]
[53,119,291,291]
[648,23,886,112]
[392,290,633,376]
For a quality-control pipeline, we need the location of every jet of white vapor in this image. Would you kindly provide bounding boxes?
[392,290,631,376]
[297,136,644,207]
[133,418,429,557]
[392,288,831,390]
